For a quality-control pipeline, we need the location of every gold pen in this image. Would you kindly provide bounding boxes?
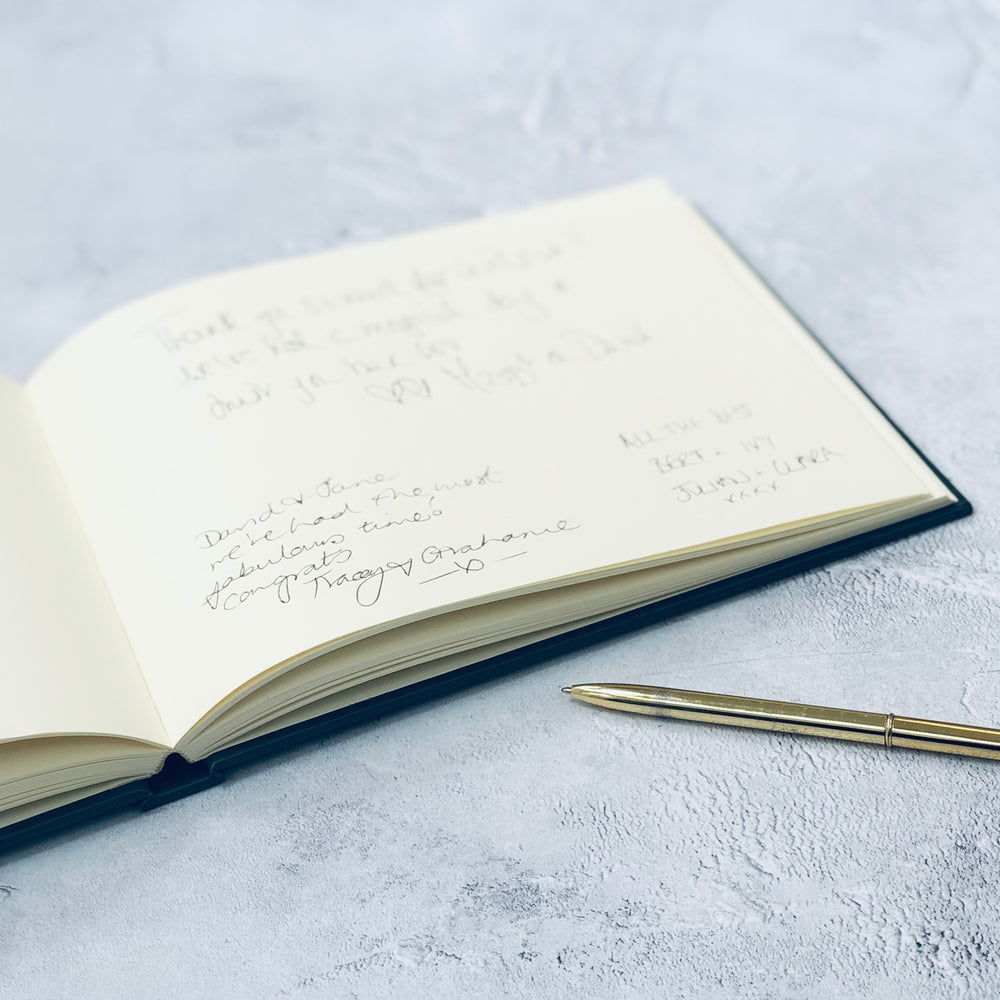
[562,683,1000,760]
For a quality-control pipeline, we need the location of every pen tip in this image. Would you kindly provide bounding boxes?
[561,686,572,694]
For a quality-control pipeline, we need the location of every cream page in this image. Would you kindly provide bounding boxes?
[0,378,167,746]
[26,181,948,745]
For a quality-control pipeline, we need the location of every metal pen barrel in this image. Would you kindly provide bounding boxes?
[564,684,1000,760]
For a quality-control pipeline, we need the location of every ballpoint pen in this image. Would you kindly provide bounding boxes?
[562,683,1000,760]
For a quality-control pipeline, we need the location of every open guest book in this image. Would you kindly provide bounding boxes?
[0,180,970,849]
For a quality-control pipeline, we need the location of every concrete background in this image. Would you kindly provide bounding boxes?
[2,2,999,996]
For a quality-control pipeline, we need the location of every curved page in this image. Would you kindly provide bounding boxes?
[0,378,167,747]
[26,182,951,746]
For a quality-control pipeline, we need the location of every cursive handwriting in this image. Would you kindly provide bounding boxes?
[130,224,661,422]
[198,464,508,612]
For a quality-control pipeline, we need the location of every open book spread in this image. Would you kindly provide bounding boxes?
[0,180,964,832]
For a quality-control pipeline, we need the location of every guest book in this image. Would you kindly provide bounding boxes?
[0,180,970,849]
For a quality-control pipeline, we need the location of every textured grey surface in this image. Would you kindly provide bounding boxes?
[2,2,1000,997]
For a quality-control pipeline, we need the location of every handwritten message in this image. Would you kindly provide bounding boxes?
[618,401,844,506]
[138,231,653,421]
[195,465,580,613]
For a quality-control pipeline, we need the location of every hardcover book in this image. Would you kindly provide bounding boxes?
[0,180,970,849]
